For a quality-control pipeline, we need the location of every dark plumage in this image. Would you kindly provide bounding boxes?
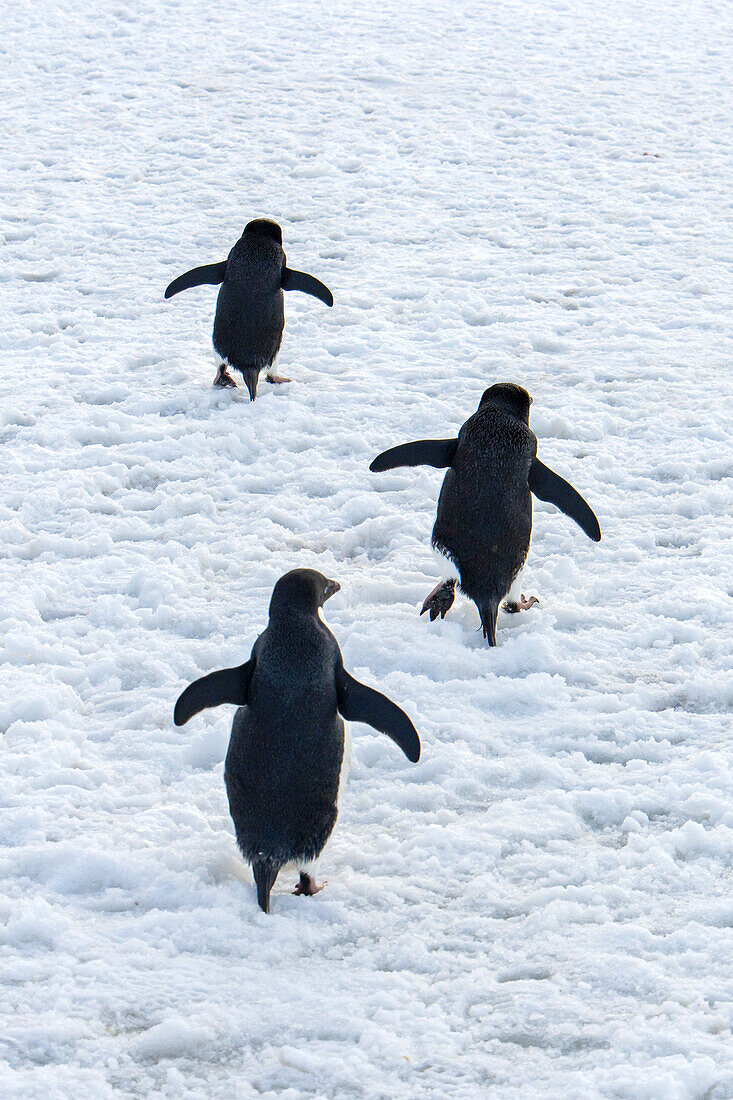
[174,569,420,913]
[212,219,286,400]
[370,383,601,647]
[165,219,333,400]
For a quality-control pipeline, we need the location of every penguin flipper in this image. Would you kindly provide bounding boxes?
[281,267,334,307]
[336,668,420,762]
[174,659,254,726]
[164,261,228,299]
[369,439,458,473]
[528,459,601,542]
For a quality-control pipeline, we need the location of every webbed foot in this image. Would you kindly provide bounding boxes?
[420,579,456,621]
[266,373,291,385]
[292,872,326,897]
[213,364,237,388]
[502,594,539,613]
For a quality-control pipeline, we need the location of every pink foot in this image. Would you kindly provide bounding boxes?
[502,594,539,613]
[213,364,237,388]
[420,579,456,621]
[292,872,326,896]
[266,374,291,385]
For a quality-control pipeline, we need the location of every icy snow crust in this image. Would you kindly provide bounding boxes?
[2,0,733,1096]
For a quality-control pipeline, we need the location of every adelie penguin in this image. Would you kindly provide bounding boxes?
[164,219,333,400]
[174,569,420,913]
[370,383,601,647]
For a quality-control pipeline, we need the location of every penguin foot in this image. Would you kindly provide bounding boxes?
[502,594,539,613]
[292,872,326,897]
[420,579,456,621]
[213,364,237,388]
[266,373,291,385]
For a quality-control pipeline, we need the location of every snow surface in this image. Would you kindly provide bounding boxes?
[2,0,733,1096]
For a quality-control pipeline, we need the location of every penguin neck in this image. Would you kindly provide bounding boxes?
[268,602,321,627]
[480,396,530,424]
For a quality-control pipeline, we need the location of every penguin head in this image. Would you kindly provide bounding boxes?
[244,218,283,245]
[478,383,532,423]
[269,569,340,617]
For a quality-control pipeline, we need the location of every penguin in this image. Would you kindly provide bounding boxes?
[173,569,420,913]
[164,219,333,400]
[369,383,601,647]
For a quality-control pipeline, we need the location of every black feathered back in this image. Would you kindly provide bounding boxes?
[224,595,344,869]
[432,400,536,611]
[212,229,285,371]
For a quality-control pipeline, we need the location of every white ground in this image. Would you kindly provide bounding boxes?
[2,1,733,1096]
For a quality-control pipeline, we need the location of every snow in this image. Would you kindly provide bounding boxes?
[2,0,733,1096]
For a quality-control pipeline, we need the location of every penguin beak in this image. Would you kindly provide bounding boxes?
[324,579,340,601]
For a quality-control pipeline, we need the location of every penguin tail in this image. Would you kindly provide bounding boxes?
[477,599,498,647]
[252,858,281,913]
[241,367,260,402]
